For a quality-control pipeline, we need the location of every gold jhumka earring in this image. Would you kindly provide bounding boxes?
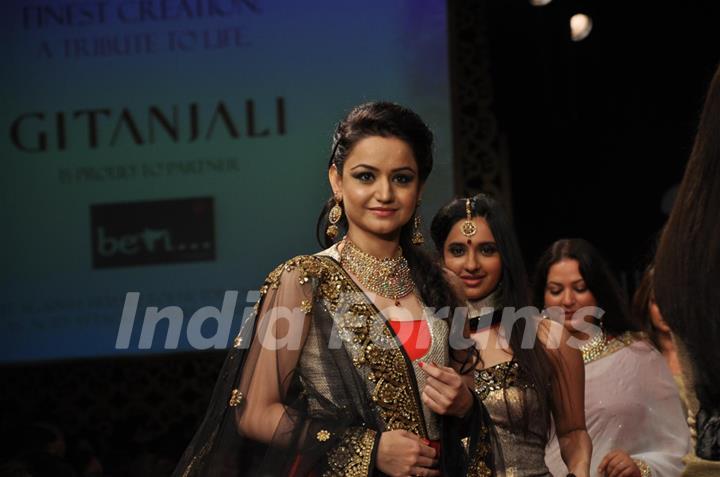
[411,215,424,245]
[461,198,477,244]
[326,196,343,239]
[411,198,424,245]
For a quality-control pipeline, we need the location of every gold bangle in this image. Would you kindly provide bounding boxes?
[633,459,652,477]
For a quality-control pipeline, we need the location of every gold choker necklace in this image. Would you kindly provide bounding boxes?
[580,329,607,364]
[339,237,414,306]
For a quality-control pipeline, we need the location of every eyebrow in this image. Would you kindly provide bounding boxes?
[547,279,586,286]
[350,164,417,173]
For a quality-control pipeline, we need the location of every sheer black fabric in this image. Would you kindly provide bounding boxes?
[172,253,496,476]
[173,256,381,476]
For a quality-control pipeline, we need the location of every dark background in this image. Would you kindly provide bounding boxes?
[478,0,720,280]
[3,0,720,475]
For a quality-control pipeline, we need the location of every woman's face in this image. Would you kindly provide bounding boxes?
[442,216,502,301]
[329,136,421,239]
[543,258,598,333]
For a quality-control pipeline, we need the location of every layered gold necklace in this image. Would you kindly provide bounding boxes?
[339,237,414,306]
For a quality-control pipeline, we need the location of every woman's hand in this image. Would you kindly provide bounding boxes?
[419,361,473,418]
[376,430,439,477]
[598,450,642,477]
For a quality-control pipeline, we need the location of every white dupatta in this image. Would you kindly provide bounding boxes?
[546,338,690,477]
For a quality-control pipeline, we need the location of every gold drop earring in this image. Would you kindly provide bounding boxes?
[326,195,343,239]
[411,198,425,245]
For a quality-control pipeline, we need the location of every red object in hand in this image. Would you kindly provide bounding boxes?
[388,319,431,361]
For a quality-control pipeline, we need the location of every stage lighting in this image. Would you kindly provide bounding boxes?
[570,13,593,41]
[530,0,552,6]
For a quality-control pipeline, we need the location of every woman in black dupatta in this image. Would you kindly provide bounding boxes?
[172,102,493,477]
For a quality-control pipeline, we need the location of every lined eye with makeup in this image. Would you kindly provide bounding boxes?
[392,173,415,184]
[448,243,466,257]
[478,243,498,256]
[351,171,375,183]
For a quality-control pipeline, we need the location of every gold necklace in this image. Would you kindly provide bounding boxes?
[580,329,607,364]
[339,237,414,306]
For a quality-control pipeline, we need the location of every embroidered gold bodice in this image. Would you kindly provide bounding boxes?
[473,360,551,477]
[224,248,449,477]
[316,244,449,440]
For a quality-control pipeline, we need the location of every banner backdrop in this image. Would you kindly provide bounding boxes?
[1,0,453,361]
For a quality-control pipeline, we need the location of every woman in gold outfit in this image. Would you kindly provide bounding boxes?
[172,102,484,477]
[431,194,592,477]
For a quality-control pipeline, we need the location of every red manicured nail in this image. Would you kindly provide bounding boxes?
[418,361,425,367]
[422,439,430,445]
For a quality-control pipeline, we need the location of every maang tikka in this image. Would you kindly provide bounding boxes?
[326,196,343,239]
[461,198,477,244]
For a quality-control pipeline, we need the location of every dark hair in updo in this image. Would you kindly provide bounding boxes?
[316,102,434,247]
[327,101,434,181]
[316,102,467,364]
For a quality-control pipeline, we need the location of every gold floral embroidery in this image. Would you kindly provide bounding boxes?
[316,429,331,442]
[322,428,376,477]
[633,459,652,477]
[253,256,320,314]
[228,389,244,407]
[233,335,243,348]
[467,424,492,477]
[584,331,640,365]
[314,256,427,438]
[473,360,532,401]
[468,361,533,475]
[250,255,427,439]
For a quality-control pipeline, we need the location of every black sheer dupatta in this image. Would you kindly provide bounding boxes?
[173,255,383,476]
[172,253,494,476]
